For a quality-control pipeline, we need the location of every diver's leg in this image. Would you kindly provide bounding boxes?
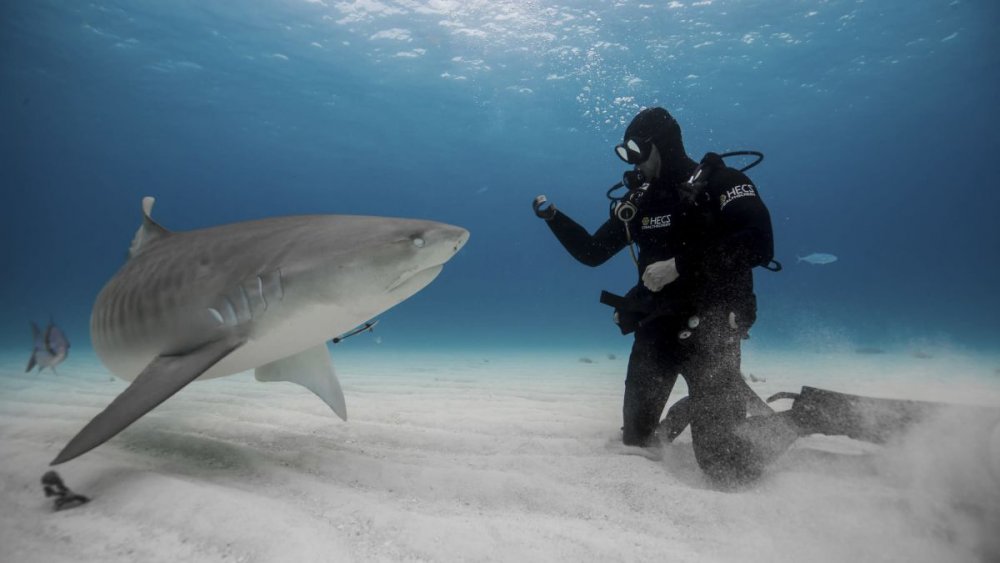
[685,327,797,483]
[661,368,772,443]
[622,327,678,447]
[685,334,751,481]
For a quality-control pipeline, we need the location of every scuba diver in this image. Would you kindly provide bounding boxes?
[532,107,794,483]
[533,107,1000,485]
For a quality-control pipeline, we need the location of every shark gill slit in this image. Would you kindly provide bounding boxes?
[256,275,268,311]
[207,308,224,325]
[222,296,238,326]
[238,284,253,321]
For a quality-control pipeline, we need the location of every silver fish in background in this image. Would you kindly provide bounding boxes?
[26,319,70,373]
[796,252,838,265]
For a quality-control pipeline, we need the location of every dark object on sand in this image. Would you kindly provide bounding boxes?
[607,353,617,360]
[579,357,594,364]
[854,347,886,355]
[42,471,89,511]
[911,350,934,359]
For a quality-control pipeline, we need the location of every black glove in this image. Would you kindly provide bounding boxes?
[532,195,556,220]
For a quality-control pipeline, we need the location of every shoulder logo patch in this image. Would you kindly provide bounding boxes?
[719,184,757,210]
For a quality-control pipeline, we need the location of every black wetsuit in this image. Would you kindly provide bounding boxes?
[545,157,791,482]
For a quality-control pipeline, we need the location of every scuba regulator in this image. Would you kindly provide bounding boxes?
[606,169,650,223]
[607,150,765,223]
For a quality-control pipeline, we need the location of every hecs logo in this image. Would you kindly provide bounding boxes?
[719,184,756,210]
[641,214,672,230]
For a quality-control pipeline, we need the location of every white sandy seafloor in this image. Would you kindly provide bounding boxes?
[2,346,1000,563]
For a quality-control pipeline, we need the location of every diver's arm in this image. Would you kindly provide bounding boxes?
[676,174,773,277]
[710,180,774,272]
[546,210,628,267]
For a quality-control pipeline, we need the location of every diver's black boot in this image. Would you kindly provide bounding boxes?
[659,396,692,443]
[768,386,943,444]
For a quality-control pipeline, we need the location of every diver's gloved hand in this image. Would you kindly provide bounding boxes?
[642,258,679,292]
[532,195,557,220]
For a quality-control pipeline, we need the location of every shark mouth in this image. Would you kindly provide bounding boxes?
[387,264,444,293]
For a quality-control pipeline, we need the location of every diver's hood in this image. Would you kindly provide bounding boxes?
[624,108,697,184]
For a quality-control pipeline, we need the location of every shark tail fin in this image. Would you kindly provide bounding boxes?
[255,344,348,421]
[128,196,172,259]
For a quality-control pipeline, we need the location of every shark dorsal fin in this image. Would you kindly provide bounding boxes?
[128,196,171,259]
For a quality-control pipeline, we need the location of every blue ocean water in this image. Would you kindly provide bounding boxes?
[2,0,998,356]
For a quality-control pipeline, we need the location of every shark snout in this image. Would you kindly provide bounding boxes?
[421,223,469,260]
[449,226,470,254]
[439,225,469,264]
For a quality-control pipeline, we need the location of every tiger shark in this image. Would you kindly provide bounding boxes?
[52,197,469,465]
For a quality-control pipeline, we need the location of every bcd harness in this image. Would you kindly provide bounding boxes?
[601,150,781,334]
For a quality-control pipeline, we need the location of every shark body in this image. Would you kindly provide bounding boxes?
[53,197,468,464]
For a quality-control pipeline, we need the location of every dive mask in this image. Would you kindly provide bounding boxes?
[614,137,652,165]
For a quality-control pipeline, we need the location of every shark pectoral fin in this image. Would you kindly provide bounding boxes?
[50,334,246,465]
[255,344,347,421]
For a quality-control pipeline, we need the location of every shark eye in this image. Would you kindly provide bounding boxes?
[412,237,425,248]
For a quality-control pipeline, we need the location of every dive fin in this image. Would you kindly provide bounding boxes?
[51,334,246,465]
[255,344,347,421]
[774,386,943,443]
[128,196,172,259]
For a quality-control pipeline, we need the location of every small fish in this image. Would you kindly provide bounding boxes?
[796,252,838,265]
[331,319,379,344]
[26,319,70,374]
